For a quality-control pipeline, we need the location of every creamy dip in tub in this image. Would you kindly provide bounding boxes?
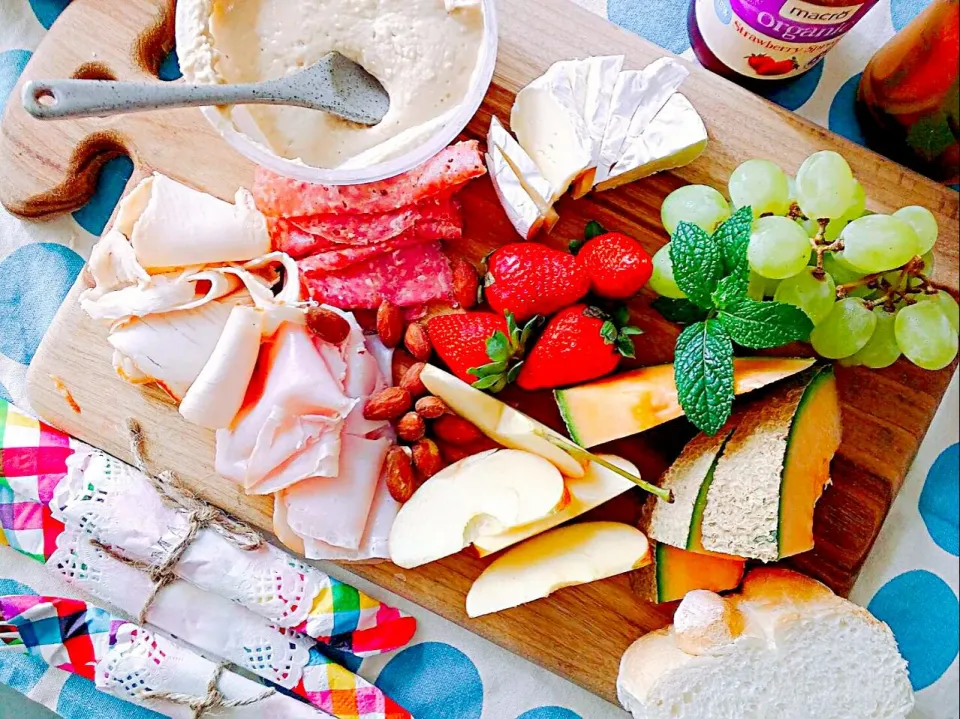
[176,0,492,180]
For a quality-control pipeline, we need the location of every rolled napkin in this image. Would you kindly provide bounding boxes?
[0,594,323,718]
[52,447,415,655]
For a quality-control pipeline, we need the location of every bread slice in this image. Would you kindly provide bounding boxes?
[617,567,914,719]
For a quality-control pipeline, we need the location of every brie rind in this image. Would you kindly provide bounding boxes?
[572,55,624,198]
[594,58,690,186]
[511,63,592,201]
[486,147,547,240]
[487,116,558,231]
[596,93,708,192]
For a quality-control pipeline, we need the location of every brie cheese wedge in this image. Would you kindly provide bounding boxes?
[487,116,559,232]
[594,58,689,186]
[486,146,548,240]
[595,93,708,192]
[572,55,624,198]
[510,62,593,201]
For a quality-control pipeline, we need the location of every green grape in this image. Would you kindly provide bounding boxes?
[880,250,933,292]
[848,308,901,369]
[795,151,858,220]
[915,291,960,333]
[822,184,866,241]
[893,206,938,255]
[649,243,686,298]
[774,268,837,325]
[895,301,959,370]
[661,185,732,236]
[839,214,922,273]
[822,252,864,285]
[748,272,782,300]
[728,159,791,217]
[748,216,811,279]
[810,298,878,359]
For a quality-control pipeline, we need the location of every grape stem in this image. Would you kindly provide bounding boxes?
[836,255,950,311]
[809,217,840,280]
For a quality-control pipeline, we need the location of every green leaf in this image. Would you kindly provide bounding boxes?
[506,362,523,384]
[712,206,753,275]
[669,222,722,309]
[620,326,644,336]
[652,297,709,325]
[712,274,751,309]
[906,111,956,161]
[519,315,544,349]
[674,320,734,436]
[505,312,521,348]
[569,238,585,254]
[600,320,619,344]
[717,298,814,349]
[471,374,502,390]
[485,331,510,362]
[616,335,637,358]
[585,220,607,240]
[467,360,508,378]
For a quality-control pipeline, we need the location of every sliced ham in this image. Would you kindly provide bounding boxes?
[280,434,391,550]
[215,323,355,494]
[253,141,485,217]
[301,242,454,310]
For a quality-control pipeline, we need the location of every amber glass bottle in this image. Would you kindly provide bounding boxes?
[857,0,959,184]
[689,0,881,88]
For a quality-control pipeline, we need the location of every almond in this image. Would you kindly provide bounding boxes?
[396,412,426,442]
[404,322,432,362]
[415,395,449,419]
[385,446,417,503]
[432,415,484,446]
[391,349,417,386]
[376,300,404,348]
[451,257,480,309]
[363,387,412,421]
[399,362,427,398]
[305,307,351,344]
[411,438,444,479]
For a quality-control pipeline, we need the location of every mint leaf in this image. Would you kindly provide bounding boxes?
[670,222,722,309]
[652,297,709,325]
[717,298,813,348]
[712,274,750,309]
[712,205,753,297]
[585,220,607,240]
[675,320,734,436]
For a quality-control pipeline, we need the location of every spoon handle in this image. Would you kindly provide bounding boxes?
[20,78,323,120]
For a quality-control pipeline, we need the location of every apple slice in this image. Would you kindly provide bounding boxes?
[419,364,586,478]
[389,449,566,569]
[473,454,639,557]
[466,521,651,617]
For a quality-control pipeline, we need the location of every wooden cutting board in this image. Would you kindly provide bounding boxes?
[3,0,958,705]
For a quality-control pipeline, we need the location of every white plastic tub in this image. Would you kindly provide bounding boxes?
[202,0,499,186]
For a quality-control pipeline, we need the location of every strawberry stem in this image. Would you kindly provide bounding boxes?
[533,428,674,502]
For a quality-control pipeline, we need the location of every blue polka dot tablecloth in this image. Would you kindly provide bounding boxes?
[0,1,957,717]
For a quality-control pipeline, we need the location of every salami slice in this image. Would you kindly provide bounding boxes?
[297,230,436,273]
[254,141,485,217]
[301,242,454,309]
[267,217,339,258]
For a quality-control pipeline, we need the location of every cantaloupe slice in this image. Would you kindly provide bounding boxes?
[554,357,815,447]
[700,366,842,562]
[632,542,746,604]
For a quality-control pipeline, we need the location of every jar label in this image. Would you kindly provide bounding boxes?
[696,0,879,79]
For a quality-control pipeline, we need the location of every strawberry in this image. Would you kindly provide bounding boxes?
[427,311,541,391]
[576,230,652,299]
[483,243,590,322]
[747,53,775,73]
[517,305,642,391]
[756,57,799,76]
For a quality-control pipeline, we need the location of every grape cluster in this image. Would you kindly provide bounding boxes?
[650,151,959,371]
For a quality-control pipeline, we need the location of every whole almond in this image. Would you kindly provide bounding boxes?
[305,307,351,344]
[411,438,444,479]
[432,414,484,446]
[391,349,417,386]
[363,387,412,421]
[451,257,480,309]
[396,412,426,442]
[385,446,417,503]
[376,301,404,348]
[399,362,427,398]
[415,395,449,419]
[404,322,432,362]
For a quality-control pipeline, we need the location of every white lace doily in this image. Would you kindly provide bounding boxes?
[96,623,322,718]
[54,449,324,629]
[49,527,312,689]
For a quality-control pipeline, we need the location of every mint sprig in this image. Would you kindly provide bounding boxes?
[654,207,814,435]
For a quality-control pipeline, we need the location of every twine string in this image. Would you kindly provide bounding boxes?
[139,662,275,718]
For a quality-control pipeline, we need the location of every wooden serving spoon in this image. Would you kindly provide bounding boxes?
[20,52,390,126]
